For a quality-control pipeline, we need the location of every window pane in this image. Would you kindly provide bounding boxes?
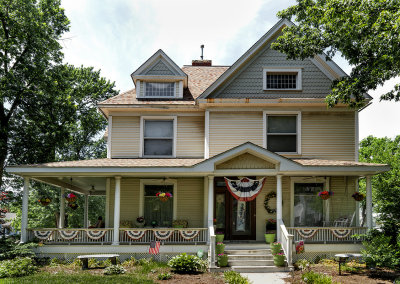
[294,183,324,227]
[267,116,297,133]
[144,139,173,156]
[266,74,297,89]
[267,135,296,152]
[144,120,173,138]
[145,82,175,97]
[144,185,173,227]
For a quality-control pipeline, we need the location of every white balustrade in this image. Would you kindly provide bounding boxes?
[278,219,294,266]
[208,225,216,268]
[287,227,368,243]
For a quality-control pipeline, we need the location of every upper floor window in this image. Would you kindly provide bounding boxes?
[263,68,302,90]
[141,117,176,157]
[145,82,175,98]
[264,112,301,154]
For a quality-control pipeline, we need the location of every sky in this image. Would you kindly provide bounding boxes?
[60,0,399,141]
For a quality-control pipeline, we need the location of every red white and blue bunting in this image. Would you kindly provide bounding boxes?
[86,230,107,240]
[179,230,200,240]
[33,230,53,240]
[295,228,319,239]
[153,230,173,240]
[224,177,266,201]
[125,230,146,240]
[59,230,79,240]
[330,228,352,239]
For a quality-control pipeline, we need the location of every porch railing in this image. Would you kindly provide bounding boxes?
[119,228,208,244]
[278,220,294,266]
[208,225,216,268]
[27,228,114,244]
[287,227,368,243]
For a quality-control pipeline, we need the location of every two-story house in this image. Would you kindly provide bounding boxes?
[7,19,389,267]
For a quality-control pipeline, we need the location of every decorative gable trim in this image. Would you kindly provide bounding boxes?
[198,19,347,99]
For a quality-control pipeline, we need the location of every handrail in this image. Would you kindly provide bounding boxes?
[278,219,294,267]
[208,225,216,268]
[27,228,114,231]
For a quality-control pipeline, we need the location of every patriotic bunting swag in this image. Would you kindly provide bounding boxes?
[296,228,319,239]
[33,230,52,240]
[330,228,352,239]
[154,230,173,240]
[125,230,146,240]
[59,230,79,240]
[224,177,266,202]
[179,230,200,240]
[86,230,107,240]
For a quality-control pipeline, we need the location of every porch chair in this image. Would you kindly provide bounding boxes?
[333,212,356,227]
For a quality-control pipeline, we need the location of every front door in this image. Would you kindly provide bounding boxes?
[214,178,256,240]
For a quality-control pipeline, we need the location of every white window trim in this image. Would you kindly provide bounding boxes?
[139,179,177,221]
[263,111,302,154]
[143,82,176,98]
[263,68,302,91]
[140,116,177,158]
[290,177,329,227]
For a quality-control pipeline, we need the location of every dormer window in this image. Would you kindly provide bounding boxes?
[145,82,175,98]
[263,68,302,90]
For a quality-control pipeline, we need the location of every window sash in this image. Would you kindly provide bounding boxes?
[266,73,297,89]
[144,82,175,97]
[143,119,174,157]
[266,115,298,153]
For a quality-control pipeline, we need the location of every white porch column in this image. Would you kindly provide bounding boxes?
[84,194,89,228]
[20,177,30,243]
[366,175,373,229]
[276,175,283,242]
[105,178,110,228]
[112,176,121,245]
[59,187,65,228]
[207,176,214,227]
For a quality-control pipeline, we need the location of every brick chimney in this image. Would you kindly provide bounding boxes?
[192,60,212,66]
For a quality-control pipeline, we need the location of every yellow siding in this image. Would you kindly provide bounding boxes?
[329,176,357,222]
[176,178,204,227]
[176,116,204,158]
[302,112,355,160]
[111,116,140,158]
[209,112,263,157]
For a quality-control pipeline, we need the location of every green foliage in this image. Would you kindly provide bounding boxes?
[0,238,37,260]
[0,257,37,278]
[272,0,400,108]
[103,264,126,275]
[49,258,68,267]
[137,258,167,274]
[301,271,333,284]
[122,256,137,268]
[168,253,207,274]
[294,259,310,271]
[223,271,250,284]
[157,272,172,280]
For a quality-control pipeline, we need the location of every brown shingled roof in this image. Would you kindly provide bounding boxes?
[98,66,229,106]
[292,159,386,167]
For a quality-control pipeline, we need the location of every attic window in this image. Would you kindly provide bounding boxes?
[145,82,175,97]
[263,68,302,90]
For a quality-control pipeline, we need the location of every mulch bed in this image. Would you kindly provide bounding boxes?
[154,273,224,284]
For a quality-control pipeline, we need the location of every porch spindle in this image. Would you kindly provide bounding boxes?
[276,175,283,242]
[113,176,121,245]
[207,176,214,227]
[20,177,30,243]
[366,175,373,229]
[84,194,89,228]
[59,187,65,228]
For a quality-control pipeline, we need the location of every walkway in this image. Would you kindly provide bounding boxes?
[241,272,289,284]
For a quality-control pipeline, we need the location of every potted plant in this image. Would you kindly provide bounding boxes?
[352,192,365,201]
[273,252,285,266]
[68,203,78,210]
[216,242,225,255]
[264,218,276,243]
[64,193,77,203]
[271,242,282,254]
[135,216,145,228]
[156,192,172,202]
[217,253,228,267]
[318,190,334,200]
[38,197,51,206]
[215,231,224,243]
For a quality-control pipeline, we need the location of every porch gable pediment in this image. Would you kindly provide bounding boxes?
[215,152,276,170]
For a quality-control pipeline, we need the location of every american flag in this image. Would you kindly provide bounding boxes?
[149,241,160,255]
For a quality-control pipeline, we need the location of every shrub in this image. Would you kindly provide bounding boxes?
[157,272,172,280]
[168,253,207,274]
[104,264,126,275]
[224,271,250,284]
[301,271,332,284]
[123,256,137,268]
[0,257,37,278]
[294,259,310,271]
[0,239,37,260]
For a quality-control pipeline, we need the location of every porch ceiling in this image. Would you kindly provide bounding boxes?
[34,176,107,195]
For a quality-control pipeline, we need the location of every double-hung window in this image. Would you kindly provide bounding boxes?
[264,112,301,153]
[142,117,176,157]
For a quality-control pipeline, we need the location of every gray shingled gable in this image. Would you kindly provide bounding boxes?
[144,59,176,76]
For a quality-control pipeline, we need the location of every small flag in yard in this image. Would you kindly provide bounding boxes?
[149,241,160,255]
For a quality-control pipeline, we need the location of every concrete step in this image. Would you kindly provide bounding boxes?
[224,249,271,255]
[227,254,273,261]
[228,259,275,266]
[224,243,270,250]
[231,265,287,273]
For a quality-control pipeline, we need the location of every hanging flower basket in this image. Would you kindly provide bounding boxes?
[318,191,334,200]
[68,203,78,210]
[38,197,51,206]
[156,192,172,202]
[64,193,77,203]
[352,192,365,201]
